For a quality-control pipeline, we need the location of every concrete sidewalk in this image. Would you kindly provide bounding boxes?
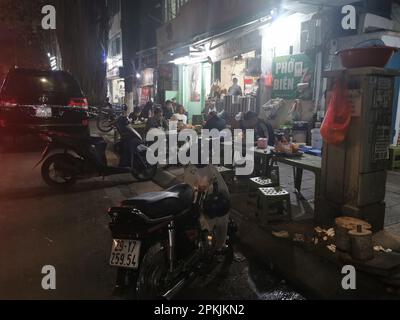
[272,164,400,236]
[157,164,400,299]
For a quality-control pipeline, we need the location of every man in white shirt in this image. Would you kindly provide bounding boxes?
[173,105,188,124]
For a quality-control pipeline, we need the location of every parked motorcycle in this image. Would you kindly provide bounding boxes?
[107,178,237,300]
[96,104,126,133]
[35,128,157,187]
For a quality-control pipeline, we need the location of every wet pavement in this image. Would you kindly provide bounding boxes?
[177,248,304,300]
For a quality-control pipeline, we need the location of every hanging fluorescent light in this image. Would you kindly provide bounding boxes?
[172,56,191,65]
[172,54,209,65]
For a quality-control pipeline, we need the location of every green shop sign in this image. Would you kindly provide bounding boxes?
[272,54,314,100]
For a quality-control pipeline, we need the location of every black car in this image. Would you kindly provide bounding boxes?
[0,68,89,135]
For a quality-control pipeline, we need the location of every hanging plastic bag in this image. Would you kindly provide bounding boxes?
[320,79,352,145]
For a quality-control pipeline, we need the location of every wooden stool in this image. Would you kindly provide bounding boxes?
[257,187,292,223]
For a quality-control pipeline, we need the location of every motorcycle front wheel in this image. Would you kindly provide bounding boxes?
[131,151,157,181]
[41,154,77,187]
[97,114,114,133]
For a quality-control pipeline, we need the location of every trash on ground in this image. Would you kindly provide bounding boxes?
[315,226,335,238]
[327,244,337,253]
[293,234,305,243]
[374,245,393,253]
[272,231,290,239]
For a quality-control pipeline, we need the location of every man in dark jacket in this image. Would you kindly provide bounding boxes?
[204,112,226,131]
[240,111,275,146]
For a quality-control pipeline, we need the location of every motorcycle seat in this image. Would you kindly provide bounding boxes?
[122,184,194,220]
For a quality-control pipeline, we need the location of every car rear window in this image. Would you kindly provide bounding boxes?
[2,71,83,97]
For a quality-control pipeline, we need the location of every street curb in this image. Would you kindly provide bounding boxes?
[152,168,399,300]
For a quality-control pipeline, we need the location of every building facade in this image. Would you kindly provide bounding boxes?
[156,0,400,142]
[106,0,162,111]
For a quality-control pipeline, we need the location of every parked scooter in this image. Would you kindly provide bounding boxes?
[96,104,127,133]
[107,167,237,300]
[35,127,157,187]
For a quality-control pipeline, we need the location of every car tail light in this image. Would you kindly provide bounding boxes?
[39,134,52,142]
[68,98,88,109]
[0,97,17,107]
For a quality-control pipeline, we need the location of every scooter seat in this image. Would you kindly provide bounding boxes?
[122,184,194,220]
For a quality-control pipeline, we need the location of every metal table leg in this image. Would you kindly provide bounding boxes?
[293,167,305,200]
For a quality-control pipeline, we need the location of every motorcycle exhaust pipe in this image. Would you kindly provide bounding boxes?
[162,272,196,300]
[168,221,176,272]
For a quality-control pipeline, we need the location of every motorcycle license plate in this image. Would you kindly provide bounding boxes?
[109,239,141,269]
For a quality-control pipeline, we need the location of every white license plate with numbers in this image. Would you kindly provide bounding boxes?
[35,107,52,118]
[110,239,141,269]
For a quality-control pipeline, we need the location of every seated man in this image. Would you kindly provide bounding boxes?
[162,100,175,120]
[129,106,142,122]
[146,107,169,131]
[203,111,226,132]
[240,111,275,146]
[140,101,154,119]
[173,105,188,125]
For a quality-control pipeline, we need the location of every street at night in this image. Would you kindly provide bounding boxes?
[0,142,303,300]
[2,0,400,311]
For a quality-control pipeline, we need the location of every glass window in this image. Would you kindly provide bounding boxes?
[164,0,189,22]
[111,37,121,56]
[3,72,83,98]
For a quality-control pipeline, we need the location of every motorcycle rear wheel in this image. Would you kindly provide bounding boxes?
[131,165,157,181]
[41,154,77,187]
[97,114,114,133]
[136,243,169,300]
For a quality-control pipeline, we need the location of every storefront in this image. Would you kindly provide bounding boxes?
[107,57,125,105]
[217,51,260,96]
[139,68,155,105]
[164,28,262,121]
[177,62,212,118]
[207,29,262,97]
[259,12,317,142]
[108,77,125,105]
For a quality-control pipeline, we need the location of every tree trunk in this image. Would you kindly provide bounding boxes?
[53,0,108,106]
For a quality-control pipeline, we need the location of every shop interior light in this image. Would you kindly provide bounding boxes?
[263,13,303,52]
[172,54,209,65]
[136,73,141,79]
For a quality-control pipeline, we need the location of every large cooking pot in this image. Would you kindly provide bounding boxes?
[336,46,397,69]
[240,96,256,113]
[224,95,241,114]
